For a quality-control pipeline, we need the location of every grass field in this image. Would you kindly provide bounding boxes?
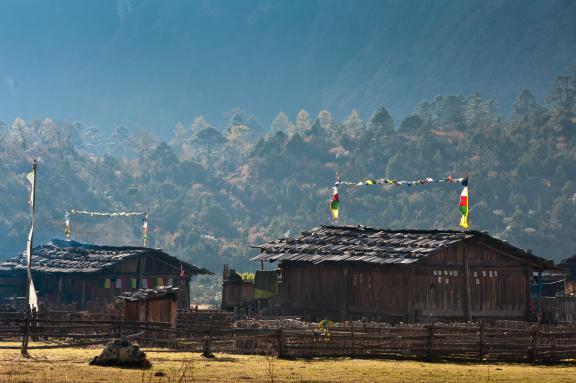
[0,343,575,382]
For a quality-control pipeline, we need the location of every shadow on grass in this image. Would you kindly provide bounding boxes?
[293,354,576,367]
[208,356,238,362]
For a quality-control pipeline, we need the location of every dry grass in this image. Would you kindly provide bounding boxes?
[0,343,576,382]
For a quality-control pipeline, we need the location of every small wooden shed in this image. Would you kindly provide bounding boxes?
[117,286,179,327]
[221,266,254,311]
[253,225,558,322]
[221,266,280,314]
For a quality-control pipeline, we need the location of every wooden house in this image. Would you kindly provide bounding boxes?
[0,239,211,311]
[252,225,557,322]
[117,286,179,327]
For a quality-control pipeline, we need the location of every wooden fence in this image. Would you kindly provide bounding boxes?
[276,322,576,362]
[1,311,576,363]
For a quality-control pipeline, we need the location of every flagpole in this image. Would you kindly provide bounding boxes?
[458,171,470,231]
[21,159,37,357]
[330,171,341,226]
[27,159,37,306]
[464,171,469,231]
[143,210,149,247]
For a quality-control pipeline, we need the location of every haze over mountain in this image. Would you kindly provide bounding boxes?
[0,0,575,133]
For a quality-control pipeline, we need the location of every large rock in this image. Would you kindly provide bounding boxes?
[90,340,151,368]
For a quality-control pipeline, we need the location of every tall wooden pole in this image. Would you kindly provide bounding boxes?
[142,211,149,248]
[21,159,37,358]
[332,171,341,226]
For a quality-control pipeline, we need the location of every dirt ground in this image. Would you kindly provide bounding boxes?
[0,343,576,382]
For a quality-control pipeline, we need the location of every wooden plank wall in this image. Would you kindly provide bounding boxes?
[281,262,407,321]
[422,243,528,319]
[0,276,26,299]
[221,281,254,309]
[18,253,192,311]
[280,242,534,322]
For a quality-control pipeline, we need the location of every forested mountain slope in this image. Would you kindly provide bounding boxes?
[1,69,575,289]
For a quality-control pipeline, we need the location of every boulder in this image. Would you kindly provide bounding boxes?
[90,340,151,368]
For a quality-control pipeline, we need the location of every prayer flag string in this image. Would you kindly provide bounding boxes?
[64,210,150,246]
[330,172,470,229]
[336,175,467,188]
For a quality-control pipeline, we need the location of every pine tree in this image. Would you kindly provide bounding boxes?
[368,106,394,135]
[512,89,539,120]
[295,109,312,134]
[270,112,293,134]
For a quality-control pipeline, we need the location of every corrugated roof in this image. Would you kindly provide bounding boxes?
[252,225,556,269]
[0,239,212,275]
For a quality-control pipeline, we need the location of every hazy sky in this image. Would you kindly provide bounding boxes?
[1,0,575,135]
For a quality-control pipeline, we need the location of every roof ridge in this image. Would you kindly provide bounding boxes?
[318,225,479,235]
[49,238,156,252]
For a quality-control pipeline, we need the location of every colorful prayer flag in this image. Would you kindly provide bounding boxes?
[104,278,111,289]
[130,278,137,288]
[329,186,340,223]
[115,278,123,289]
[141,278,148,289]
[459,186,469,229]
[157,277,164,287]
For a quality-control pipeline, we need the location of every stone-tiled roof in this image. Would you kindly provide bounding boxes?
[116,286,179,302]
[0,239,211,275]
[252,225,555,269]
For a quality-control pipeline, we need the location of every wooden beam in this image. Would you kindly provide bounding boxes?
[526,265,532,321]
[341,266,349,321]
[81,281,86,309]
[462,246,472,321]
[185,277,191,310]
[137,254,144,288]
[407,268,416,322]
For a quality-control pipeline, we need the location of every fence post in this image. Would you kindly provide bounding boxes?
[189,311,194,340]
[552,330,557,363]
[350,321,355,358]
[119,301,124,340]
[426,323,434,360]
[20,308,31,358]
[529,325,540,363]
[478,320,485,361]
[30,307,38,342]
[277,326,286,359]
[202,315,214,358]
